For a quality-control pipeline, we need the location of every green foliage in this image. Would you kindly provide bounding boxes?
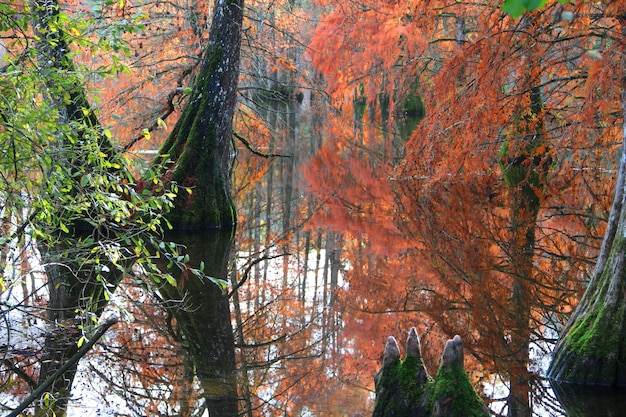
[502,0,569,18]
[0,0,222,322]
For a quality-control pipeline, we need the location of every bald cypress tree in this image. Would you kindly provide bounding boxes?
[156,0,243,229]
[548,17,626,385]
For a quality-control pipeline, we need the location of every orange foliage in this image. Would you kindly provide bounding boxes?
[304,0,626,402]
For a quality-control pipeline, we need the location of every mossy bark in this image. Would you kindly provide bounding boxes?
[548,138,626,385]
[373,331,432,417]
[548,39,626,384]
[157,0,243,229]
[373,329,489,417]
[397,82,425,142]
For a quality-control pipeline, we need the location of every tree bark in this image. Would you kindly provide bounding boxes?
[547,112,626,386]
[30,1,128,413]
[156,0,243,229]
[547,16,626,386]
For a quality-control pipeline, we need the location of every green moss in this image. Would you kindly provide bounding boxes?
[156,42,237,229]
[566,301,624,358]
[431,362,486,417]
[373,356,433,417]
[398,90,425,141]
[397,356,431,401]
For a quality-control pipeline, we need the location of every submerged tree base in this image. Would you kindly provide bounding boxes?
[547,212,626,386]
[373,328,489,417]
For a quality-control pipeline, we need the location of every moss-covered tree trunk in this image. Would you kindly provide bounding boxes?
[548,17,626,385]
[156,0,243,229]
[146,0,244,412]
[548,69,626,385]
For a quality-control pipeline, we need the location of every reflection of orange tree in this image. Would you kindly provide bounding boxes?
[304,0,620,413]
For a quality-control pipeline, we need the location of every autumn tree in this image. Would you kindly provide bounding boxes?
[0,1,200,414]
[0,0,247,412]
[305,0,621,414]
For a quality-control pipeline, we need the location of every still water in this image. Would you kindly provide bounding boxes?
[59,228,626,417]
[550,383,626,417]
[4,230,625,416]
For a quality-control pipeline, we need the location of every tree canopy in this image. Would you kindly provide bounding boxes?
[2,0,626,414]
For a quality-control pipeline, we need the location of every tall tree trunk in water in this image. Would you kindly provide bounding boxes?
[548,16,626,385]
[156,0,243,229]
[159,229,238,415]
[151,0,244,411]
[500,75,548,415]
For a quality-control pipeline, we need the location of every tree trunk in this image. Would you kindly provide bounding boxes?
[547,111,626,386]
[547,16,626,386]
[156,0,243,229]
[30,1,128,413]
[500,76,548,415]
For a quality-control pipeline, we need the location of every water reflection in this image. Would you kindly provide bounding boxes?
[62,229,626,416]
[161,228,238,417]
[550,382,626,417]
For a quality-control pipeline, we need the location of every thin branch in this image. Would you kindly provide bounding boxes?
[233,132,292,158]
[7,318,118,417]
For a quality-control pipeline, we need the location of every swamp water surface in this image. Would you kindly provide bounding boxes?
[59,229,625,417]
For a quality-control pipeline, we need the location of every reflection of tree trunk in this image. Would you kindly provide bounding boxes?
[506,199,535,417]
[159,229,238,416]
[37,242,124,416]
[550,380,626,416]
[231,265,254,417]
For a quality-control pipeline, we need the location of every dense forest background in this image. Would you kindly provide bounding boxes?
[2,0,625,415]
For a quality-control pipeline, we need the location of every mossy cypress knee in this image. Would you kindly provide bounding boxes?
[373,328,489,417]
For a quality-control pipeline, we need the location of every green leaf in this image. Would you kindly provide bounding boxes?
[524,0,546,12]
[165,274,177,287]
[502,0,526,17]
